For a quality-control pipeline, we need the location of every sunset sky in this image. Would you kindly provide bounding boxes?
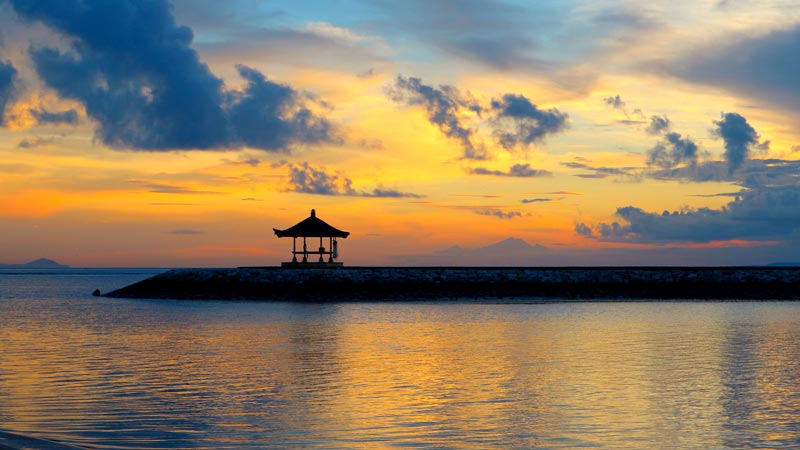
[1,0,800,266]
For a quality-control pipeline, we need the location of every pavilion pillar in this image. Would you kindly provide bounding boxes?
[302,237,307,263]
[318,237,324,263]
[328,237,333,262]
[292,237,297,263]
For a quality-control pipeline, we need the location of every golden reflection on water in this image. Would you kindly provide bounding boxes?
[2,300,800,448]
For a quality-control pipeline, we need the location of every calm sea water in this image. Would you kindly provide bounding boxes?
[1,270,800,449]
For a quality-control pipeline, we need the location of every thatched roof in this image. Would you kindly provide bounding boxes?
[273,209,350,238]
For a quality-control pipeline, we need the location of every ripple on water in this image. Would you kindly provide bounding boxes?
[3,281,800,448]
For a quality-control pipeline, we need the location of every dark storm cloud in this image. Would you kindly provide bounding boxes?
[29,108,79,126]
[713,112,764,172]
[14,0,230,149]
[388,75,485,159]
[574,222,594,238]
[470,163,552,177]
[617,119,646,126]
[665,25,800,116]
[286,162,422,198]
[240,156,261,167]
[692,191,745,198]
[475,208,524,220]
[646,115,671,135]
[389,75,569,157]
[521,198,555,204]
[561,161,633,178]
[603,95,625,110]
[368,187,424,198]
[227,64,338,150]
[0,58,17,126]
[287,162,351,195]
[10,0,337,151]
[648,160,731,183]
[650,159,800,188]
[645,114,770,183]
[17,136,56,148]
[490,94,569,150]
[577,186,800,244]
[646,132,698,169]
[577,129,800,250]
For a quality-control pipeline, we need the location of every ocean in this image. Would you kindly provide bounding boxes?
[1,269,800,449]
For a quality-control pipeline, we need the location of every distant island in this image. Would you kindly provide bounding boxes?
[0,258,70,269]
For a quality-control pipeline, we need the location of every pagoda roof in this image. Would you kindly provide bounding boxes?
[273,209,350,238]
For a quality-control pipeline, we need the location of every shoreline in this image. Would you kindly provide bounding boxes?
[105,267,800,301]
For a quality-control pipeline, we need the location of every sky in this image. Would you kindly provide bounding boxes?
[1,0,800,267]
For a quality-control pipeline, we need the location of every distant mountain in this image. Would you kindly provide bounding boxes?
[399,237,549,266]
[435,237,545,255]
[0,258,70,269]
[395,238,800,267]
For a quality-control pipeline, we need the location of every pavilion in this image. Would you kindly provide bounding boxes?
[273,209,350,268]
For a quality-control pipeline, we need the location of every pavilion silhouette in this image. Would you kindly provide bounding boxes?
[273,209,350,268]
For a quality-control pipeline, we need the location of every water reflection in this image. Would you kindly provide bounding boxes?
[718,308,800,449]
[2,296,800,448]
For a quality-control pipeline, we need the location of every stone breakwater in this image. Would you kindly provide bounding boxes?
[104,267,800,301]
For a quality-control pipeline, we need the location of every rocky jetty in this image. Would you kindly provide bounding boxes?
[104,267,800,301]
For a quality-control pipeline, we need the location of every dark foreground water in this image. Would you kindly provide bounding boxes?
[1,271,800,449]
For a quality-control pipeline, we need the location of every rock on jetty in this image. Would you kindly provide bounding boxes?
[104,267,800,301]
